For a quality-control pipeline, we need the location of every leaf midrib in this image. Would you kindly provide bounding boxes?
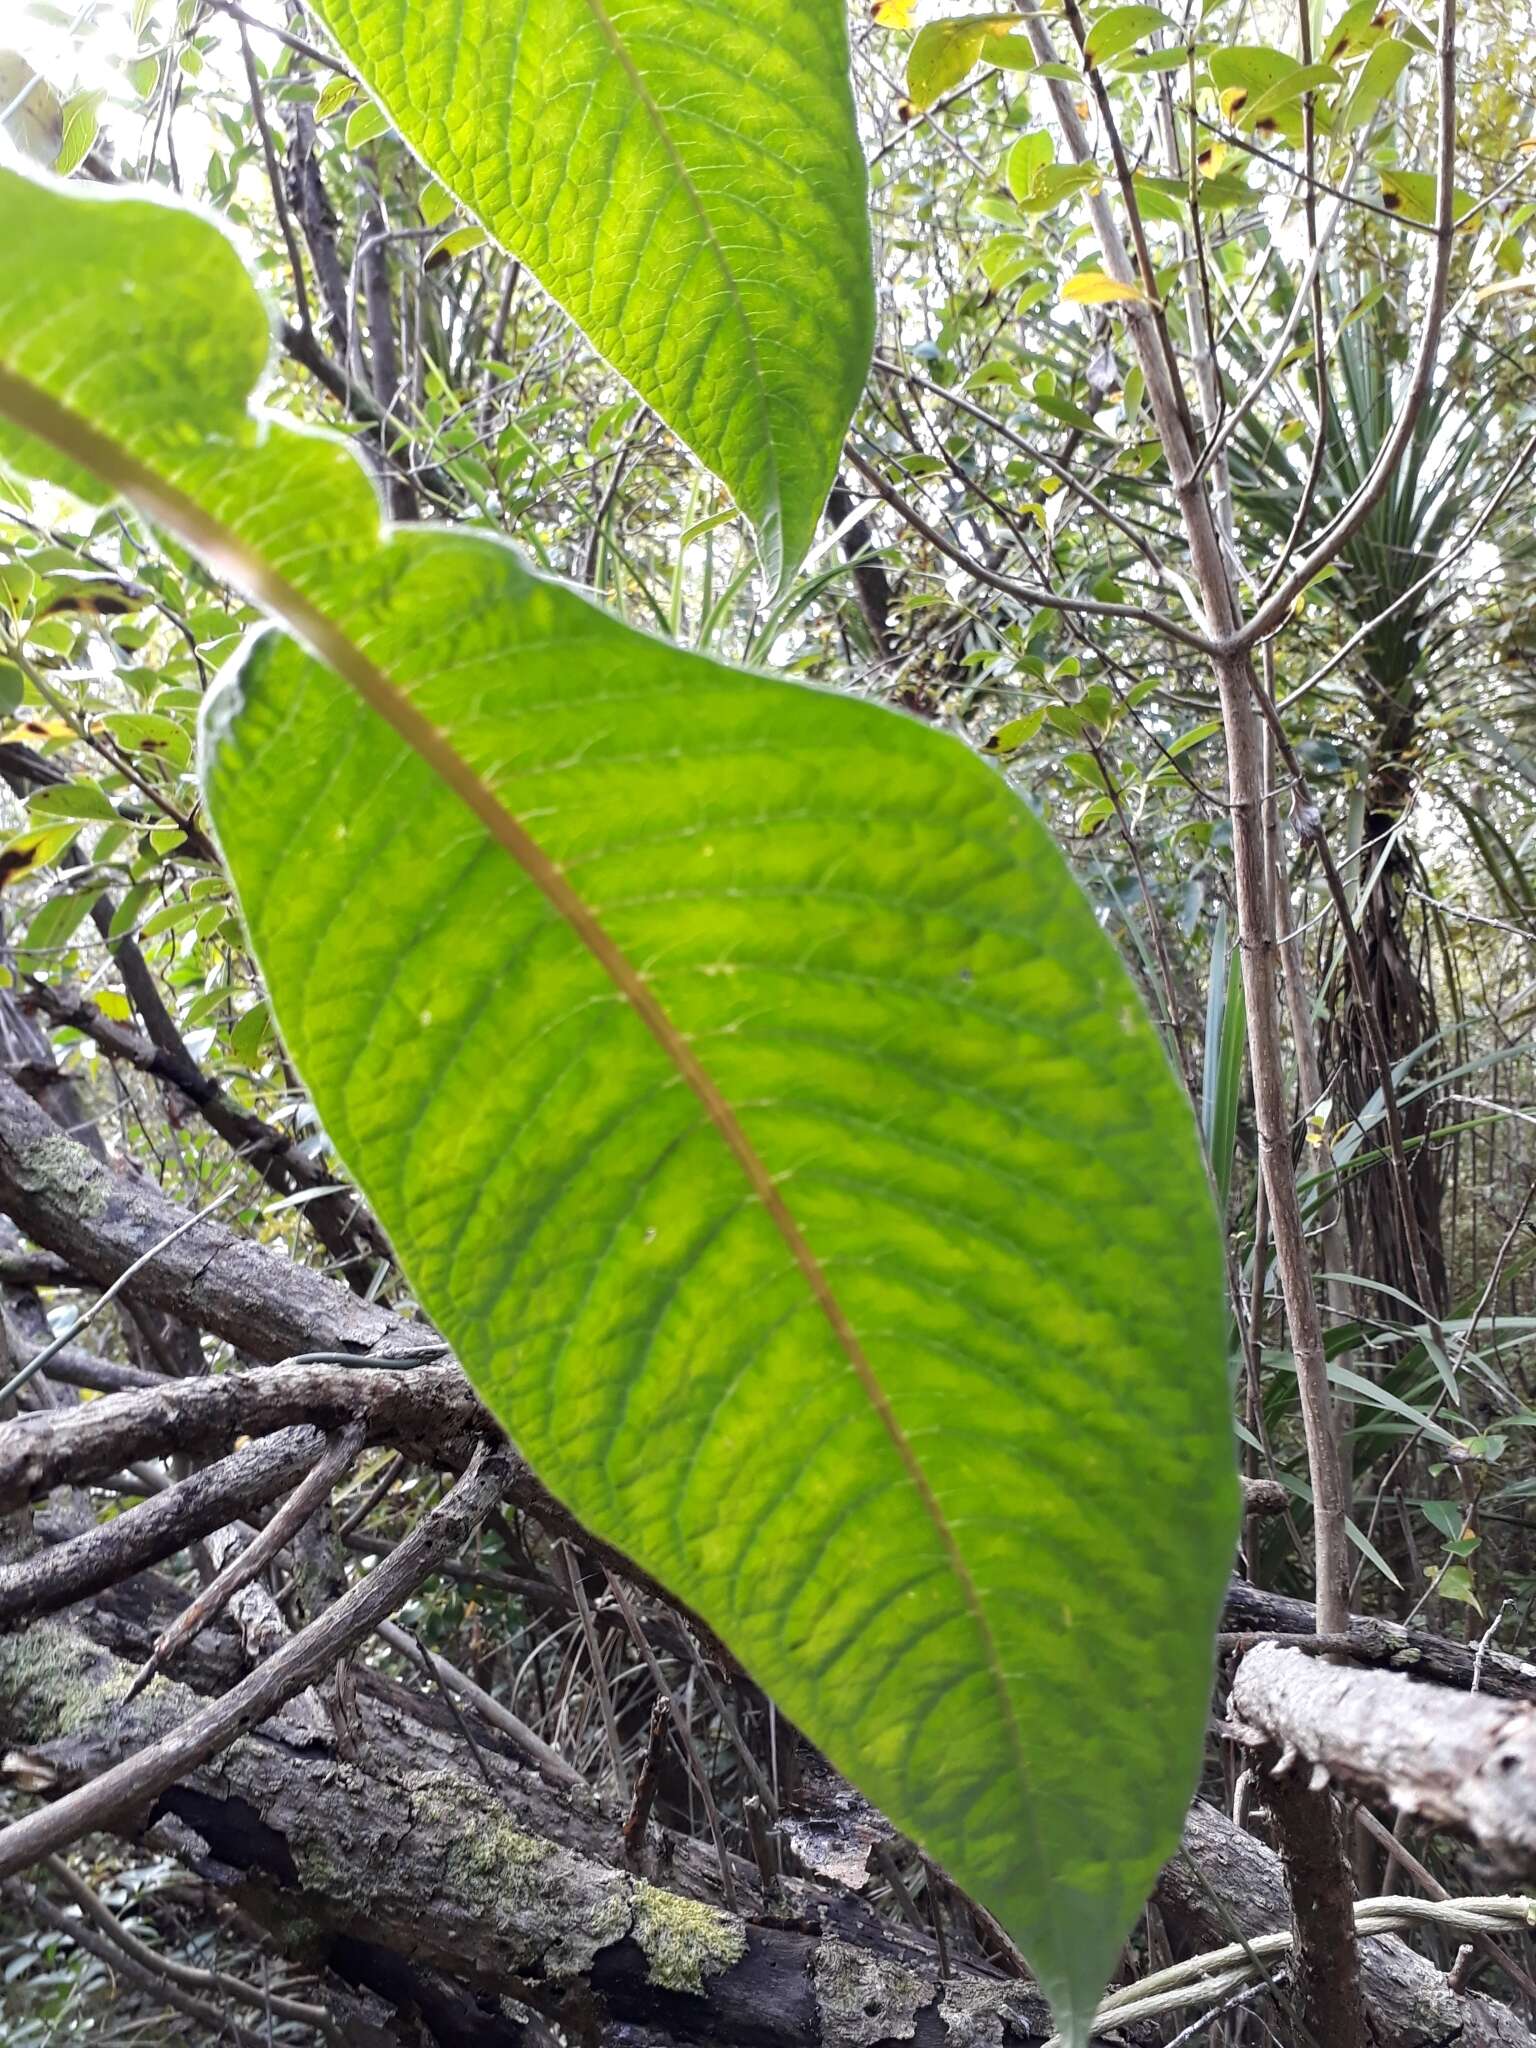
[576,0,783,568]
[0,353,1039,1887]
[322,0,788,574]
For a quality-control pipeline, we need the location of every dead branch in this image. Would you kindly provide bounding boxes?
[0,1361,481,1510]
[1231,1642,1536,1875]
[1224,1576,1536,1702]
[0,1442,513,1880]
[0,1596,1068,2047]
[0,1422,324,1621]
[19,978,391,1279]
[0,1072,435,1369]
[129,1418,366,1697]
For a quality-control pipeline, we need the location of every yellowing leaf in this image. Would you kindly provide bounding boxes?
[0,823,77,887]
[1377,166,1479,228]
[1475,274,1536,302]
[871,0,916,22]
[1061,269,1153,306]
[315,73,356,120]
[905,12,1022,108]
[425,223,488,269]
[0,716,72,745]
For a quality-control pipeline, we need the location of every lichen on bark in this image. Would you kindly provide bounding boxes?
[813,1933,930,2044]
[630,1880,746,1993]
[11,1130,108,1219]
[0,1618,172,1742]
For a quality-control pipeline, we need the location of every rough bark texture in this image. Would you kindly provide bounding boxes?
[0,1361,482,1510]
[4,1584,1526,2048]
[0,1447,515,1882]
[0,1424,322,1619]
[0,1072,432,1368]
[1166,1801,1534,2048]
[1223,1578,1536,1702]
[1232,1641,1536,1874]
[1257,1762,1372,2048]
[0,1597,1074,2048]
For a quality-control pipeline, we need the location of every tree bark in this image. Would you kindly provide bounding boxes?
[1163,1800,1532,2047]
[1223,1578,1536,1702]
[1232,1642,1536,1874]
[1257,1760,1372,2048]
[0,1599,1071,2048]
[0,1423,323,1619]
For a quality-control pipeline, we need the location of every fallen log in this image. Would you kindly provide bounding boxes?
[0,1602,1070,2047]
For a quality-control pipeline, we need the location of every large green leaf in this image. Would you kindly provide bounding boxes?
[310,0,873,593]
[0,167,1238,2043]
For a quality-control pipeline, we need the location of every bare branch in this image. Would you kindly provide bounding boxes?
[1232,1642,1536,1874]
[0,1440,513,1880]
[0,1424,323,1622]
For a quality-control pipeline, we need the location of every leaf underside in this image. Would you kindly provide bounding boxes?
[309,0,875,590]
[0,167,1238,2043]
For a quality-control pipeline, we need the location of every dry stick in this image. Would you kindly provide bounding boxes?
[23,978,390,1277]
[0,1359,472,1512]
[681,1630,778,1814]
[336,1446,404,1538]
[602,1568,739,1909]
[373,1616,581,1791]
[561,1539,631,1800]
[1231,1641,1536,1872]
[622,1696,671,1864]
[401,1623,501,1792]
[41,1853,341,2041]
[0,1441,512,1881]
[0,1424,324,1624]
[124,1418,367,1702]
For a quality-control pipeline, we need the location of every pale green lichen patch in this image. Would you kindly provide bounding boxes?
[17,1131,108,1217]
[813,1935,930,2045]
[415,1770,629,1976]
[630,1882,746,1994]
[0,1620,166,1742]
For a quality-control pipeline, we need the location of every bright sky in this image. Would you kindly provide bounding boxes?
[8,0,137,97]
